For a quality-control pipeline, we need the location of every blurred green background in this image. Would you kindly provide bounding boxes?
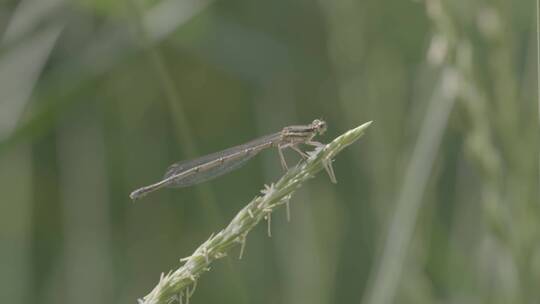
[1,0,538,303]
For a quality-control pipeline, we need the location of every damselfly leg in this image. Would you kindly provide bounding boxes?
[304,141,337,183]
[277,145,289,170]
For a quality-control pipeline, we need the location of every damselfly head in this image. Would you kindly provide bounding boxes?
[312,119,327,135]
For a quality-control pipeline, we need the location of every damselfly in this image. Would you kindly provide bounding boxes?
[130,119,335,200]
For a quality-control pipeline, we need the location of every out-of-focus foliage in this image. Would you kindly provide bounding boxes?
[0,0,537,304]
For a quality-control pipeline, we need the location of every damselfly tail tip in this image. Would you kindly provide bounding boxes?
[129,189,143,201]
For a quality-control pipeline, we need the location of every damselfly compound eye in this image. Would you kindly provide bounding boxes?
[313,119,327,134]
